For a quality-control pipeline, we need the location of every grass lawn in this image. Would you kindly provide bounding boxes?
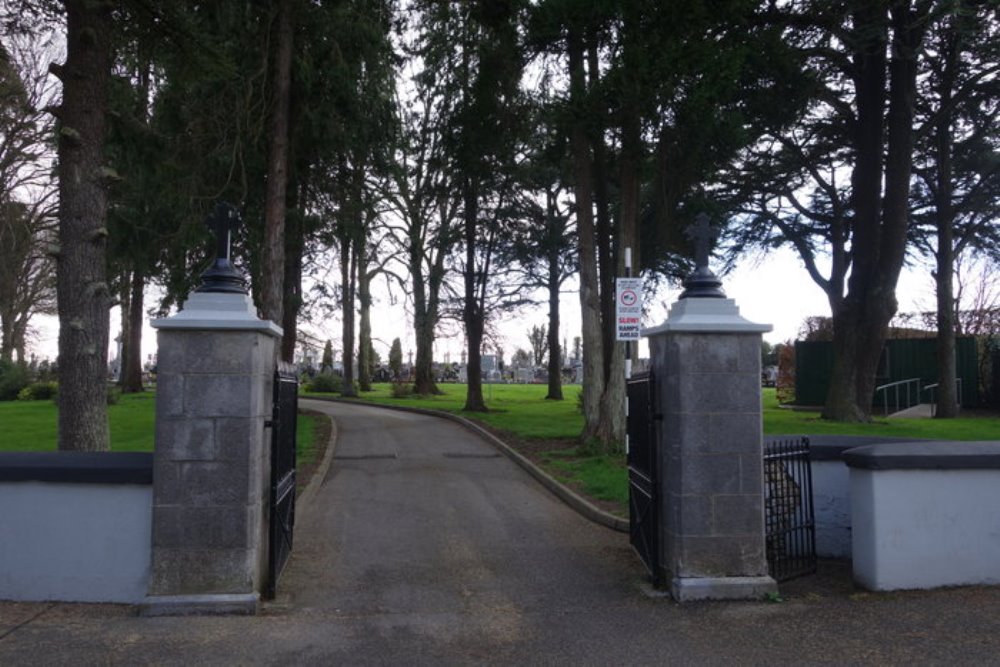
[0,391,322,459]
[4,383,997,515]
[762,389,1000,440]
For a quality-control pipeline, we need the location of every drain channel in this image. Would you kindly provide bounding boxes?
[333,454,398,460]
[443,452,501,459]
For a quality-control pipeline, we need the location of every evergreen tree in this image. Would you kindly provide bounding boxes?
[389,337,403,380]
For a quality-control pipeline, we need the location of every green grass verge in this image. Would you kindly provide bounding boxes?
[0,391,321,455]
[305,382,584,440]
[541,448,629,507]
[762,389,1000,440]
[296,411,317,465]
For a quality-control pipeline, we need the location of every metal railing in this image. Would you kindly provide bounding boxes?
[764,437,816,582]
[874,377,922,416]
[923,378,963,417]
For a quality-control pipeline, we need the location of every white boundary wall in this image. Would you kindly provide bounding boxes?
[0,482,152,603]
[850,468,1000,590]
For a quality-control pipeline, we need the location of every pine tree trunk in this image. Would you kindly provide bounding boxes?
[568,27,604,439]
[357,248,373,393]
[260,0,293,326]
[933,16,959,419]
[56,0,113,451]
[462,177,487,412]
[121,268,145,393]
[2,310,15,362]
[410,232,439,396]
[281,203,303,363]
[545,210,563,400]
[340,236,357,397]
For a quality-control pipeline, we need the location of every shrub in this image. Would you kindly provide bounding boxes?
[391,382,413,398]
[308,372,343,393]
[106,385,122,405]
[17,381,58,401]
[0,360,29,401]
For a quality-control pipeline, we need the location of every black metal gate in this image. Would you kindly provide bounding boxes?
[266,361,298,599]
[763,436,816,582]
[627,371,661,587]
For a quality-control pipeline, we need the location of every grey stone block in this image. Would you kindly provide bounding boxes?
[155,373,184,418]
[156,418,216,461]
[158,331,260,375]
[712,494,764,535]
[662,413,710,453]
[678,453,741,495]
[670,575,777,602]
[152,505,248,550]
[677,535,768,578]
[148,547,255,595]
[739,452,764,494]
[669,493,712,536]
[679,373,761,414]
[737,335,763,373]
[684,334,742,373]
[708,413,761,454]
[175,461,249,506]
[215,419,253,461]
[185,375,253,418]
[151,459,180,505]
[140,593,259,616]
[250,372,272,418]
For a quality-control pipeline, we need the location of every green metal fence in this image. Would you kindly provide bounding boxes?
[794,337,979,408]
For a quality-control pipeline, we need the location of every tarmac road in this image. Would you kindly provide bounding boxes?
[1,399,999,665]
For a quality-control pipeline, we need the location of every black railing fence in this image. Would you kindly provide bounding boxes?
[627,371,661,587]
[763,436,817,582]
[266,361,298,599]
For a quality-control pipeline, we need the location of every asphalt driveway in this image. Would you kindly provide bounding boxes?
[1,399,999,665]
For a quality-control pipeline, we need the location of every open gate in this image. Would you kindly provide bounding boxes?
[627,371,661,587]
[266,361,298,599]
[764,436,816,582]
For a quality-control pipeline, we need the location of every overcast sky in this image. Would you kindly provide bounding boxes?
[28,245,935,368]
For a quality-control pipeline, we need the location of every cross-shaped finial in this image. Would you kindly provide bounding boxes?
[196,201,248,294]
[678,211,726,299]
[206,201,240,262]
[684,212,717,271]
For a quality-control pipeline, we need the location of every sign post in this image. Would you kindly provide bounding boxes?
[619,248,641,455]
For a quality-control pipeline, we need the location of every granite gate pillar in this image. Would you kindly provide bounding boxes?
[141,203,282,615]
[643,214,777,601]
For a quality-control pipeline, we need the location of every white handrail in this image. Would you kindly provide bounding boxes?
[923,378,963,417]
[874,378,922,416]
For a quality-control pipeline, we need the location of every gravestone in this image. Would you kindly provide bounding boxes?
[141,203,282,616]
[643,213,777,601]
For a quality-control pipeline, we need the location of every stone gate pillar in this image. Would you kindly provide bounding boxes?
[142,204,281,615]
[643,214,776,601]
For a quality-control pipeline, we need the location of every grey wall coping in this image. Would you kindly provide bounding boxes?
[766,435,932,462]
[843,441,1000,470]
[0,452,153,484]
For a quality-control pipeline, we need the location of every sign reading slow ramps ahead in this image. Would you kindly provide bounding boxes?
[616,277,643,341]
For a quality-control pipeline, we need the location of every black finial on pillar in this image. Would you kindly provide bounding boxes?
[196,201,248,294]
[679,212,726,299]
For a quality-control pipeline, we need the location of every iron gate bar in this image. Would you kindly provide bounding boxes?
[763,436,816,582]
[627,371,661,588]
[266,361,298,600]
